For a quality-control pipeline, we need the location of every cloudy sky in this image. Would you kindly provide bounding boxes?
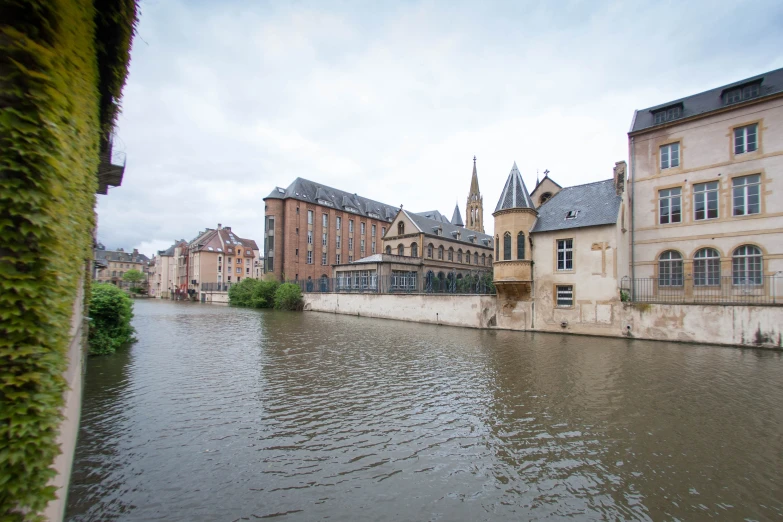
[97,0,783,256]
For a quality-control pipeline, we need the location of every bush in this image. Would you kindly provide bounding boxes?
[228,278,279,308]
[274,283,304,310]
[88,283,136,355]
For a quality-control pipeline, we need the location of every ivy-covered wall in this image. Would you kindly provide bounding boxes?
[0,0,136,519]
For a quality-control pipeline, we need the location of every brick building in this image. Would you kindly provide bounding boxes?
[263,178,400,282]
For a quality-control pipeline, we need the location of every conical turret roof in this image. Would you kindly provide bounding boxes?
[494,162,534,212]
[451,202,464,227]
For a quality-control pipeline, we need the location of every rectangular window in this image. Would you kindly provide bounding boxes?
[371,241,376,254]
[246,267,250,274]
[336,235,341,248]
[322,252,327,265]
[349,220,354,233]
[361,223,366,235]
[307,231,313,244]
[734,124,758,154]
[733,175,761,216]
[267,257,273,272]
[322,233,327,246]
[336,254,341,264]
[372,224,376,236]
[382,227,386,236]
[360,239,365,252]
[236,267,241,273]
[348,255,353,263]
[308,210,314,224]
[694,182,719,220]
[660,143,680,169]
[724,83,760,105]
[557,239,573,271]
[556,285,574,307]
[653,105,681,124]
[322,214,328,228]
[307,251,313,264]
[659,188,682,224]
[336,217,342,230]
[349,238,353,250]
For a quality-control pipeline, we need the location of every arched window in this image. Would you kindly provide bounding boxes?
[658,250,683,287]
[733,245,762,285]
[438,246,444,260]
[386,245,392,255]
[458,249,463,263]
[481,253,486,266]
[517,232,525,260]
[488,254,493,266]
[503,232,511,260]
[466,250,471,264]
[411,242,418,257]
[474,252,478,265]
[694,248,720,286]
[398,222,405,235]
[427,243,433,258]
[539,192,552,205]
[495,236,499,259]
[398,244,405,256]
[448,247,454,261]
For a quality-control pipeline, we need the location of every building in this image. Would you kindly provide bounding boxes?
[628,67,783,301]
[183,225,260,295]
[530,171,562,207]
[263,178,402,282]
[93,245,150,289]
[465,156,485,233]
[148,240,186,298]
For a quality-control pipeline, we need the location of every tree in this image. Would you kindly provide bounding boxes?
[122,268,145,287]
[88,283,136,355]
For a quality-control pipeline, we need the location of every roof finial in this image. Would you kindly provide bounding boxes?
[473,155,476,164]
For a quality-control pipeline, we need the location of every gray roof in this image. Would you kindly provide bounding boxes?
[94,249,149,265]
[404,209,493,248]
[495,162,534,212]
[158,240,185,256]
[531,179,621,233]
[265,177,399,222]
[415,210,450,224]
[630,67,783,133]
[451,203,464,227]
[339,253,422,266]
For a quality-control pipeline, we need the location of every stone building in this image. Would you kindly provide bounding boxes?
[530,172,562,207]
[465,156,485,233]
[628,67,783,301]
[184,225,260,295]
[93,245,150,289]
[149,240,186,298]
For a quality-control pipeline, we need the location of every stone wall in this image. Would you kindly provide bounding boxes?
[303,293,783,349]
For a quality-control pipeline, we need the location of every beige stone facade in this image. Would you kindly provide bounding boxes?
[93,247,150,290]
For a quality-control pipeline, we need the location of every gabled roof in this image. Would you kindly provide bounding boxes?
[533,173,562,191]
[451,203,464,227]
[630,67,783,133]
[531,179,621,233]
[94,249,149,264]
[495,162,534,212]
[415,210,450,224]
[188,227,259,256]
[264,177,399,222]
[403,209,493,248]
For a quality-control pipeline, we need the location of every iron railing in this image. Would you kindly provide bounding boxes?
[291,274,496,296]
[200,282,234,292]
[622,275,781,305]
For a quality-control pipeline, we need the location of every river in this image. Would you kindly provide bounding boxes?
[66,299,783,521]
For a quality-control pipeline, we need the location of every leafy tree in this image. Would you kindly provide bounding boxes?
[228,279,280,308]
[274,283,303,310]
[88,283,136,355]
[122,268,145,286]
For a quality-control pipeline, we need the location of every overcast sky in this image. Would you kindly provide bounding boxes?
[97,0,783,256]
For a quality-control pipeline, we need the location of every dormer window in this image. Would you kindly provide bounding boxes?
[723,82,761,105]
[653,105,682,125]
[565,210,579,220]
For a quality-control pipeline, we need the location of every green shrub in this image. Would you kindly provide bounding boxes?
[88,283,135,355]
[274,283,303,311]
[228,279,280,308]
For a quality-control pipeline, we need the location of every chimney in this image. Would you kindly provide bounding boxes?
[224,226,231,232]
[217,223,222,230]
[133,248,138,257]
[614,160,627,195]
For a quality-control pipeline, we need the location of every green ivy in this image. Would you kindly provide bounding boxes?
[0,0,136,519]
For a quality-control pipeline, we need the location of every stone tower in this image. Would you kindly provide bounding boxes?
[493,162,537,301]
[465,156,484,233]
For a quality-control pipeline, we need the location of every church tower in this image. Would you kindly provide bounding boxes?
[465,156,484,233]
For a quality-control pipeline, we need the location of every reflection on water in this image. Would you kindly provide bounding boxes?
[66,299,783,521]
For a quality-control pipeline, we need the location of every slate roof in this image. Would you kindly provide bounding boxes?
[451,203,464,227]
[495,162,534,212]
[158,241,185,256]
[403,210,493,248]
[94,249,150,265]
[265,177,399,222]
[630,67,783,133]
[415,210,450,224]
[531,179,621,233]
[188,227,259,256]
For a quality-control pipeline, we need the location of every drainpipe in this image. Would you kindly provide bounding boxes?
[630,136,636,301]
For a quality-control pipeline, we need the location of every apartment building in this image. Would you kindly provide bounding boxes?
[628,67,783,300]
[185,225,260,293]
[93,245,150,289]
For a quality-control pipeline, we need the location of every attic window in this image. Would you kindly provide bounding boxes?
[565,210,579,220]
[208,247,214,251]
[723,82,761,105]
[652,104,682,124]
[277,188,285,194]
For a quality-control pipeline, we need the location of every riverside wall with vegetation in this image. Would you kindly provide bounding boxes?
[0,1,136,520]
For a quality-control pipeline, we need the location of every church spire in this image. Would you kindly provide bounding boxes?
[465,156,484,233]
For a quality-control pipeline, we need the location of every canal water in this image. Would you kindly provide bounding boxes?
[66,299,783,521]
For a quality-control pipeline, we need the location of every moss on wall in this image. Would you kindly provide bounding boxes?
[0,0,136,518]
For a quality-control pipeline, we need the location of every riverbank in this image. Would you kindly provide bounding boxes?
[303,293,783,349]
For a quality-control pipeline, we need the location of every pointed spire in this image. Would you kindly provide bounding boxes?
[469,155,480,196]
[494,162,534,212]
[451,202,464,227]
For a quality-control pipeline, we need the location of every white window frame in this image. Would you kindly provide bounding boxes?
[322,233,327,246]
[336,217,341,230]
[336,235,341,249]
[322,214,328,228]
[307,210,313,224]
[659,187,682,225]
[732,175,761,216]
[336,253,341,264]
[694,182,719,221]
[556,239,573,271]
[660,142,680,169]
[322,252,327,265]
[556,285,573,307]
[307,231,313,244]
[734,124,758,155]
[306,251,313,264]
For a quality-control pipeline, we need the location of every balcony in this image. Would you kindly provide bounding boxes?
[96,135,126,195]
